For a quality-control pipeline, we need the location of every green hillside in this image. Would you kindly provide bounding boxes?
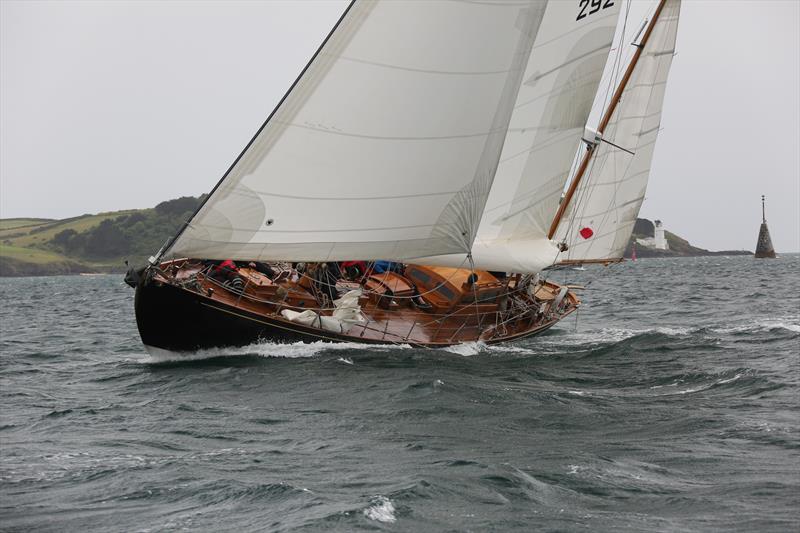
[0,218,55,231]
[0,196,203,276]
[0,197,751,277]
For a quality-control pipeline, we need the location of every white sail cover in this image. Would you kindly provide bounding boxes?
[556,0,681,263]
[421,0,621,274]
[168,0,549,262]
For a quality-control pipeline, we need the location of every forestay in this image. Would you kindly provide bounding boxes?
[555,0,681,263]
[167,0,548,263]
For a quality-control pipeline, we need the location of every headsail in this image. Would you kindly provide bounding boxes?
[420,0,622,274]
[554,0,681,264]
[477,0,621,244]
[166,0,548,263]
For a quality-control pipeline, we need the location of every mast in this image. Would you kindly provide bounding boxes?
[762,194,766,223]
[547,0,668,240]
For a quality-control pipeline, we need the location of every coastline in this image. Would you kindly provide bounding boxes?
[1,253,778,279]
[0,203,759,277]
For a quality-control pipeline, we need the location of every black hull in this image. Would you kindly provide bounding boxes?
[135,280,351,353]
[134,278,569,354]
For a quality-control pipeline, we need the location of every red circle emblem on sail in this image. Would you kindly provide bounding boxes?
[579,227,594,239]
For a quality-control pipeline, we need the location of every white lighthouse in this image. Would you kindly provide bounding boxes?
[653,220,669,250]
[636,219,670,250]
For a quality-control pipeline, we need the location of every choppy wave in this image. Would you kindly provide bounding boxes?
[538,317,799,347]
[137,313,798,365]
[2,255,799,532]
[710,317,800,334]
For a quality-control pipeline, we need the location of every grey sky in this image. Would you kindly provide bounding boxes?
[1,0,798,252]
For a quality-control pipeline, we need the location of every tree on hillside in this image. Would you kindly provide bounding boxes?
[84,219,127,257]
[52,229,77,247]
[155,196,203,216]
[38,195,205,264]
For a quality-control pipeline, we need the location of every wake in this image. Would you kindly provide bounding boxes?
[143,339,410,363]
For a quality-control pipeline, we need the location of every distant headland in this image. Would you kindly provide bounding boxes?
[624,218,752,259]
[0,196,751,277]
[0,196,204,277]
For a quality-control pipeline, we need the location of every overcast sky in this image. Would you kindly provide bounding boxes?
[2,0,798,252]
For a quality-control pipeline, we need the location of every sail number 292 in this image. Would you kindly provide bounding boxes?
[577,0,614,21]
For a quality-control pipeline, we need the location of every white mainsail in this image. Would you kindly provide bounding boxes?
[167,0,548,263]
[420,0,621,273]
[555,0,681,263]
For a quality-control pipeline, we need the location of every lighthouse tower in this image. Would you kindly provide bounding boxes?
[653,220,669,250]
[755,195,776,258]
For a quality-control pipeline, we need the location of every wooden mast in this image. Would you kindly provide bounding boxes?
[547,0,669,240]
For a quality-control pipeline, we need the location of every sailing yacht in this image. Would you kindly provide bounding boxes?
[127,0,681,354]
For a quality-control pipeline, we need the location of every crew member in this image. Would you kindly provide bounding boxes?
[210,259,238,283]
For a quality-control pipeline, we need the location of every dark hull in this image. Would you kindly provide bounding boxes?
[134,279,568,354]
[136,280,350,352]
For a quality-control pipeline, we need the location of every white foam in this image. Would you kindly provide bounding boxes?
[758,317,800,333]
[676,384,711,395]
[567,465,582,475]
[483,344,534,354]
[443,341,486,356]
[140,313,798,363]
[363,496,396,523]
[649,382,680,390]
[654,326,693,336]
[442,342,541,357]
[533,327,643,347]
[144,340,409,363]
[717,373,742,385]
[534,316,799,350]
[711,316,800,334]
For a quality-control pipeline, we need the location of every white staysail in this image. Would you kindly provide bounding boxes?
[555,0,681,263]
[477,0,621,244]
[421,0,622,274]
[167,0,548,263]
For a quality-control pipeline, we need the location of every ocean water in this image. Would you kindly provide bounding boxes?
[1,255,798,532]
